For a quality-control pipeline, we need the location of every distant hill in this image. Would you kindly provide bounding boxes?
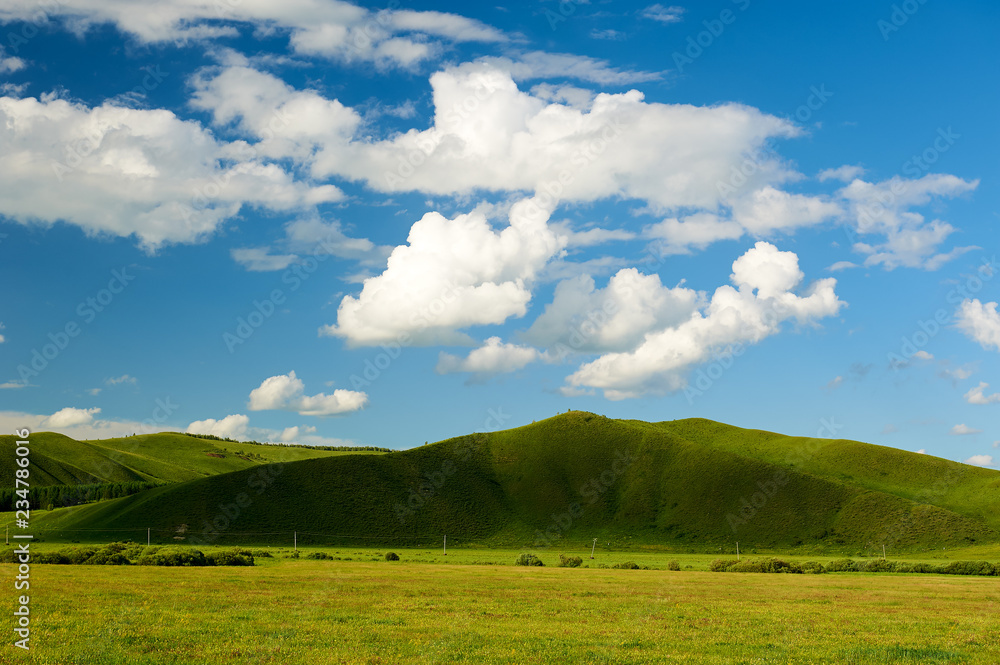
[0,431,385,489]
[14,413,1000,553]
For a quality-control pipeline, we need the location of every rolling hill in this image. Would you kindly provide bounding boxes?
[0,431,384,487]
[12,412,1000,553]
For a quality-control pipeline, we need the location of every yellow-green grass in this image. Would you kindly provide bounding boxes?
[4,557,998,664]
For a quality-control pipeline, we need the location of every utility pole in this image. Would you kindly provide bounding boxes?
[882,544,886,561]
[443,535,447,556]
[294,531,297,552]
[147,528,150,547]
[736,542,740,561]
[591,538,597,559]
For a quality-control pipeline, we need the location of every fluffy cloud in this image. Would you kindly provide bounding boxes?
[106,374,137,386]
[955,299,1000,352]
[524,268,700,354]
[729,186,841,235]
[0,94,340,250]
[42,406,101,428]
[436,337,540,376]
[248,371,368,416]
[963,382,1000,405]
[566,242,844,398]
[186,414,250,439]
[0,1,505,68]
[645,213,744,255]
[963,454,994,467]
[839,174,979,270]
[950,423,982,436]
[325,197,565,346]
[195,62,797,209]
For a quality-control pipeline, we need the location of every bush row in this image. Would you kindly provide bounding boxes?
[710,557,1000,576]
[0,542,254,566]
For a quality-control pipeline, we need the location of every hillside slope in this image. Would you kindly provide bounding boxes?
[21,413,1000,552]
[0,432,380,488]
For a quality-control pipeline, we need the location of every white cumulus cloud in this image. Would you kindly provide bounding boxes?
[955,299,1000,352]
[963,454,993,467]
[566,242,844,399]
[0,94,340,251]
[436,337,540,376]
[324,197,565,346]
[248,371,368,416]
[950,423,982,436]
[186,414,250,439]
[43,407,101,428]
[963,382,1000,405]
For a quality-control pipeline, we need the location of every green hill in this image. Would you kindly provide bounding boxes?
[0,432,383,488]
[16,413,1000,553]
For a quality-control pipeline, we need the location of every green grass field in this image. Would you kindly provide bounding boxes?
[5,552,998,664]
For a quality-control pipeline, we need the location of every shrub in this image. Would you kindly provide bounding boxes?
[208,548,255,566]
[712,558,802,574]
[825,558,857,572]
[306,551,333,560]
[251,549,273,558]
[85,549,131,565]
[515,553,544,567]
[610,561,642,570]
[667,560,681,571]
[557,554,582,568]
[385,552,400,561]
[137,547,207,566]
[936,560,998,576]
[801,561,826,574]
[856,559,896,573]
[709,559,738,572]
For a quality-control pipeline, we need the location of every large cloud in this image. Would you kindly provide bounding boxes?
[955,299,1000,352]
[0,94,340,250]
[324,197,565,346]
[247,371,368,416]
[0,1,506,68]
[190,61,798,210]
[566,242,845,398]
[524,268,701,355]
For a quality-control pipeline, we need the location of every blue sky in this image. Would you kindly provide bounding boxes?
[1,0,998,465]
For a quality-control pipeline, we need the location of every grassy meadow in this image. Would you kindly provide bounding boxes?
[4,551,998,664]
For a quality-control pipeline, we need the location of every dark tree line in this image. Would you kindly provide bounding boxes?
[0,480,164,511]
